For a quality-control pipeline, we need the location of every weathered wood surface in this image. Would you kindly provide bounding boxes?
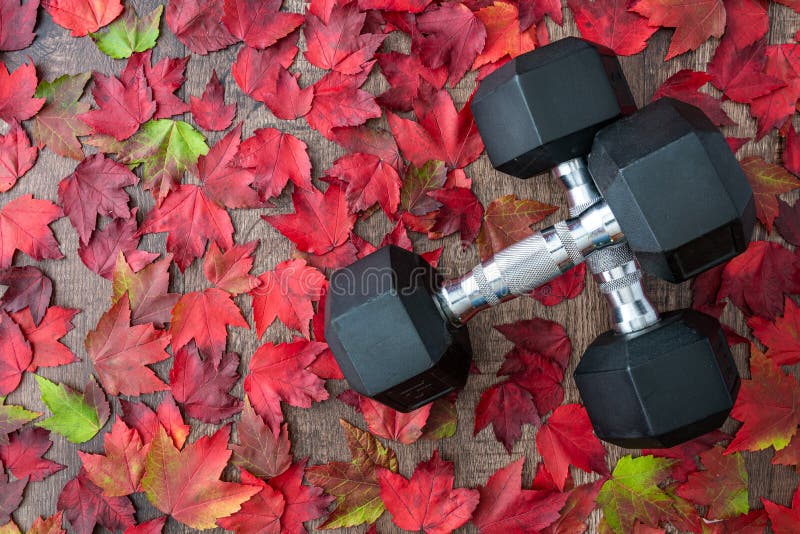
[3,1,800,532]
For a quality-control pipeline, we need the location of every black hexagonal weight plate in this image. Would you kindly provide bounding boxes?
[574,309,740,449]
[589,97,756,282]
[472,37,635,178]
[325,246,472,412]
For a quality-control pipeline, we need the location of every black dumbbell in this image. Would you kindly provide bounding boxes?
[471,41,755,447]
[326,102,751,423]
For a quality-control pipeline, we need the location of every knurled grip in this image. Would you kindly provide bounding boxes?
[490,232,563,295]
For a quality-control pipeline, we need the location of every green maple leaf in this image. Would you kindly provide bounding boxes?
[0,396,40,445]
[110,119,208,202]
[306,419,398,529]
[35,375,109,443]
[597,455,679,533]
[91,5,162,59]
[31,73,92,160]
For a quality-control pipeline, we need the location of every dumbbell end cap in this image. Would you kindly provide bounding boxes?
[325,246,472,412]
[472,37,634,178]
[574,309,739,449]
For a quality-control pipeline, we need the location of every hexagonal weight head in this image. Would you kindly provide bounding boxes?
[574,309,740,449]
[471,37,635,178]
[588,98,756,282]
[325,246,472,412]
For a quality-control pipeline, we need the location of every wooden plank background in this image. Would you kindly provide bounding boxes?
[3,1,800,532]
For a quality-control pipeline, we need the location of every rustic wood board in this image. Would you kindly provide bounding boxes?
[3,1,800,532]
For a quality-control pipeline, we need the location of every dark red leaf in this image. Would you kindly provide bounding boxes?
[79,209,158,279]
[189,70,235,132]
[170,343,242,423]
[0,120,37,192]
[165,0,237,54]
[775,199,800,246]
[653,70,733,126]
[57,469,135,534]
[475,380,540,453]
[0,266,52,326]
[0,0,38,51]
[0,427,64,482]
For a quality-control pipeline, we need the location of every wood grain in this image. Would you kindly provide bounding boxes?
[2,1,799,532]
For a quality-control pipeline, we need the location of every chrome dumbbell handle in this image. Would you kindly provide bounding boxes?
[436,200,623,324]
[554,158,661,334]
[586,243,660,334]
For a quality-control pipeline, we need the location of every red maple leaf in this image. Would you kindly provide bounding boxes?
[353,392,432,444]
[358,0,432,12]
[541,480,605,534]
[726,346,800,453]
[631,0,725,60]
[78,419,147,497]
[494,317,572,368]
[10,306,78,370]
[473,2,538,69]
[165,0,237,54]
[217,470,286,533]
[124,517,166,534]
[749,297,800,365]
[718,240,800,318]
[231,33,300,108]
[724,0,768,48]
[785,126,800,176]
[472,457,570,533]
[0,310,32,395]
[112,254,179,328]
[428,186,484,245]
[244,339,328,434]
[530,263,587,307]
[204,241,261,295]
[0,427,64,482]
[265,67,314,121]
[0,466,25,526]
[170,343,242,424]
[388,88,483,170]
[235,127,312,201]
[264,183,357,261]
[122,51,189,119]
[141,425,260,529]
[502,350,565,416]
[78,210,158,279]
[169,287,249,361]
[740,156,800,231]
[189,70,236,132]
[303,2,384,74]
[326,152,402,216]
[763,486,800,534]
[222,0,303,49]
[41,0,122,36]
[568,0,656,56]
[330,126,402,169]
[708,35,785,104]
[536,404,609,491]
[307,67,381,139]
[84,294,171,396]
[0,266,52,325]
[414,2,487,86]
[0,120,38,193]
[749,44,800,139]
[653,70,733,126]
[676,446,748,519]
[268,459,333,533]
[250,258,325,338]
[79,69,156,141]
[378,450,480,534]
[0,0,38,51]
[57,468,135,534]
[0,61,44,125]
[230,398,292,479]
[776,198,800,246]
[376,51,447,112]
[139,184,233,271]
[57,154,138,244]
[474,380,540,453]
[194,124,262,209]
[120,396,189,449]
